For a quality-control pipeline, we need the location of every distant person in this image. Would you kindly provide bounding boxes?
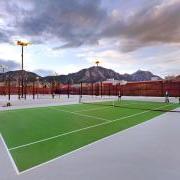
[79,95,82,103]
[118,91,121,101]
[52,92,55,99]
[165,91,169,103]
[179,97,180,104]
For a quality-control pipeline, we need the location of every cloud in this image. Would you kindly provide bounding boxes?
[0,0,180,52]
[0,30,9,43]
[0,0,106,47]
[0,59,20,72]
[101,0,180,52]
[0,0,106,49]
[34,69,54,77]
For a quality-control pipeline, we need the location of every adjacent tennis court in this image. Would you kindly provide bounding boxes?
[0,99,179,172]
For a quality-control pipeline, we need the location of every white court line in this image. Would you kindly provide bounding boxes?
[74,106,111,112]
[47,106,111,122]
[17,103,173,175]
[5,103,172,175]
[48,99,157,120]
[9,112,144,151]
[9,104,171,151]
[73,101,146,113]
[0,134,20,174]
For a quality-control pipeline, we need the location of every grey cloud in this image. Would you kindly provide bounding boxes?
[1,0,180,52]
[101,0,180,52]
[0,59,20,72]
[0,28,10,43]
[53,42,83,50]
[34,69,54,77]
[17,0,106,47]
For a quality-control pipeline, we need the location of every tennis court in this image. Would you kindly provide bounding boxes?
[0,98,179,172]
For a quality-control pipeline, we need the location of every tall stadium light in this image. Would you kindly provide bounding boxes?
[17,40,31,98]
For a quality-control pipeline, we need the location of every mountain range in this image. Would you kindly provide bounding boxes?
[0,66,162,83]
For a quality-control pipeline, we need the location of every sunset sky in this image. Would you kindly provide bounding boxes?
[0,0,180,77]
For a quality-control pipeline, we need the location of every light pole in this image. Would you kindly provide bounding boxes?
[17,40,31,98]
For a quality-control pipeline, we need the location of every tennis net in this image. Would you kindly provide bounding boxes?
[80,95,180,113]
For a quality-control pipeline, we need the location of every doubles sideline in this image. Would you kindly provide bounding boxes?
[9,104,171,151]
[48,106,111,122]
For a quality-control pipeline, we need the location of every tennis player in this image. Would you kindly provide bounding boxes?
[165,91,169,103]
[118,91,121,101]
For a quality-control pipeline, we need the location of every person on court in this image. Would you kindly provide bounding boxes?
[118,91,121,101]
[165,91,169,103]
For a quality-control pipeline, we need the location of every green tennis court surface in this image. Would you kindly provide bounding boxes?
[0,100,179,172]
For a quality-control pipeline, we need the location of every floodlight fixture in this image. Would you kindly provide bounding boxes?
[95,60,100,66]
[17,40,32,46]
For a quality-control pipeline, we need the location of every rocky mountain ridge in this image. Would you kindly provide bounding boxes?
[0,66,162,83]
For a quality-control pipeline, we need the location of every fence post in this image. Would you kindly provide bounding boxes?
[24,79,27,100]
[51,81,55,99]
[101,82,103,97]
[67,80,70,99]
[8,77,10,101]
[80,82,83,98]
[58,82,61,98]
[33,81,35,99]
[161,81,164,97]
[91,83,93,97]
[18,78,20,100]
[109,83,111,96]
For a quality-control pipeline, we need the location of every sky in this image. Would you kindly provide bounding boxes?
[0,0,180,77]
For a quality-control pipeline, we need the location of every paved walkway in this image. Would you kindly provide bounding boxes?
[0,135,17,180]
[0,95,79,111]
[0,108,180,180]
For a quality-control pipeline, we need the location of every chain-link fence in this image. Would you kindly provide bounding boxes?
[0,79,179,100]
